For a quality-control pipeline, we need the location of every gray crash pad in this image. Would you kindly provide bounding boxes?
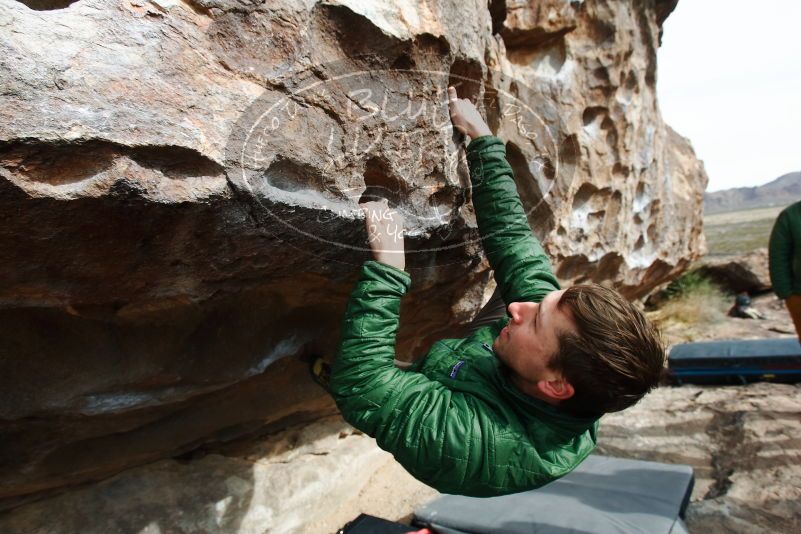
[413,455,694,534]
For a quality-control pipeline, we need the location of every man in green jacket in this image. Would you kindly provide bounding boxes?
[328,87,665,497]
[769,201,801,340]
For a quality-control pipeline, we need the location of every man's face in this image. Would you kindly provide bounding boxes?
[492,289,577,386]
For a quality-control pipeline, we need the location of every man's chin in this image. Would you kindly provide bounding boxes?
[491,337,501,354]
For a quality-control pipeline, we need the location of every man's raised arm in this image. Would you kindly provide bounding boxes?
[449,86,559,304]
[328,202,516,496]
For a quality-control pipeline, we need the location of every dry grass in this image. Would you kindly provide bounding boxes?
[648,272,731,337]
[652,289,729,327]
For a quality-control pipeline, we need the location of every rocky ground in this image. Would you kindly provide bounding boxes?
[600,382,801,534]
[656,289,797,346]
[1,292,798,533]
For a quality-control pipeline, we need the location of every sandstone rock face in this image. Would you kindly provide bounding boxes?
[0,0,705,505]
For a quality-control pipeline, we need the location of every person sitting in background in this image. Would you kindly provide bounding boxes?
[728,293,766,320]
[325,87,666,496]
[769,201,801,341]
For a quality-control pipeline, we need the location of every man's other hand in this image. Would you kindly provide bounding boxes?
[361,199,406,271]
[448,86,492,139]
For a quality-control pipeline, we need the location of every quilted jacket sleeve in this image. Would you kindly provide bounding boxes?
[769,209,794,299]
[467,136,559,304]
[330,261,507,496]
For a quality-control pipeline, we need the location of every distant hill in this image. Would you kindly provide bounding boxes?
[704,171,801,214]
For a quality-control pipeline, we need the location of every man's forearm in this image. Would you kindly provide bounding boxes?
[466,136,559,304]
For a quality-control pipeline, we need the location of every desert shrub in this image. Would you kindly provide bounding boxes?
[653,271,731,327]
[662,271,717,300]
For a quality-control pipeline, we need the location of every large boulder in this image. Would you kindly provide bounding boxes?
[697,247,772,295]
[0,0,706,506]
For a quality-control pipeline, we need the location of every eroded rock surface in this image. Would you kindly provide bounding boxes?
[0,0,705,505]
[599,383,801,533]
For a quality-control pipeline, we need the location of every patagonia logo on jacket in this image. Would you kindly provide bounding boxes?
[449,360,465,379]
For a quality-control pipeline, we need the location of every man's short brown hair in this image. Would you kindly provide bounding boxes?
[550,284,665,418]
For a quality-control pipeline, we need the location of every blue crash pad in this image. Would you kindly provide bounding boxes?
[668,337,801,384]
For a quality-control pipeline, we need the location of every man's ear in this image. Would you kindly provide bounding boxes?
[537,378,574,401]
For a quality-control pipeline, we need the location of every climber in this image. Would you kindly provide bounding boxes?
[320,86,665,496]
[728,293,766,320]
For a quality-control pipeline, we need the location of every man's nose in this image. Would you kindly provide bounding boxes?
[508,302,533,323]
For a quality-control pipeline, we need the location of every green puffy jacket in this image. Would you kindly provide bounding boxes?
[769,201,801,299]
[330,136,598,497]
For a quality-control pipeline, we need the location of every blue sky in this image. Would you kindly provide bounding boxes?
[657,0,801,192]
